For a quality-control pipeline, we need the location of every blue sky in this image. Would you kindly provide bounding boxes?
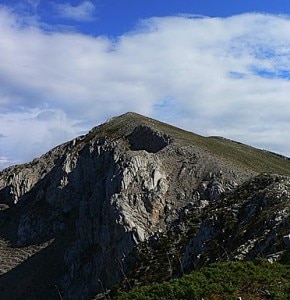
[1,0,290,169]
[39,1,282,34]
[4,1,290,36]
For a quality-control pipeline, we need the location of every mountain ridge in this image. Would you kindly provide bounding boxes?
[0,112,289,299]
[2,112,290,176]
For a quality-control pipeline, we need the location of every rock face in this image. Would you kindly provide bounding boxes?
[0,112,290,299]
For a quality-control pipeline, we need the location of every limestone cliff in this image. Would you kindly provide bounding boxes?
[0,112,290,299]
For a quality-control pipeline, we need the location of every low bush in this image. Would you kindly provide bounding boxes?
[115,260,290,300]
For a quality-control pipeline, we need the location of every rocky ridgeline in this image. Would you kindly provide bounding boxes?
[0,112,289,299]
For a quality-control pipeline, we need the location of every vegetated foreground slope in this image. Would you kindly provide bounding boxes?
[0,112,289,299]
[115,260,290,300]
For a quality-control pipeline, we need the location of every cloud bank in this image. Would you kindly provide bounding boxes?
[1,8,290,169]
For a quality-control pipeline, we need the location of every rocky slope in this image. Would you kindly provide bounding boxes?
[0,112,290,299]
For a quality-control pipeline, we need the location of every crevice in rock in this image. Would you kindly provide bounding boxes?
[127,126,171,153]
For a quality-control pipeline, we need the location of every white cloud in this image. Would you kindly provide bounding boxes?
[55,1,96,22]
[1,9,290,169]
[0,107,87,169]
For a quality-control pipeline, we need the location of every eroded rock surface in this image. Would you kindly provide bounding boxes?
[0,112,289,299]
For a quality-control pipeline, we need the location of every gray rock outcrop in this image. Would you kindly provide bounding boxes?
[0,112,289,299]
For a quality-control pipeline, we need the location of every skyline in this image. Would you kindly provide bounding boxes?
[1,1,290,169]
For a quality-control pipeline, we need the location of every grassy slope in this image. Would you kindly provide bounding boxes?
[4,112,290,177]
[115,258,290,300]
[104,114,290,299]
[95,112,290,176]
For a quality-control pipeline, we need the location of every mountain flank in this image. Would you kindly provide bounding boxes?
[0,112,289,299]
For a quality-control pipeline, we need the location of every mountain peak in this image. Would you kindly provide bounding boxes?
[0,113,290,299]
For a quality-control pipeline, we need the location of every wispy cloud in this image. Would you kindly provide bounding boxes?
[27,0,40,12]
[0,107,87,169]
[55,1,96,22]
[0,156,13,170]
[1,9,290,169]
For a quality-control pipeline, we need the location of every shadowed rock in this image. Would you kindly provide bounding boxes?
[0,112,290,299]
[127,125,171,153]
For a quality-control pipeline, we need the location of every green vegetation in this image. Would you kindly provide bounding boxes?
[115,260,290,300]
[204,136,290,176]
[96,112,290,176]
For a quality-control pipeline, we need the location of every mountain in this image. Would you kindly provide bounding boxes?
[0,112,289,299]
